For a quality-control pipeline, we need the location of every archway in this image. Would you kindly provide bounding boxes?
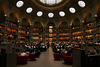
[0,2,6,22]
[34,21,43,28]
[21,18,31,26]
[19,18,31,43]
[33,21,43,42]
[83,13,94,43]
[71,18,81,43]
[9,13,19,22]
[46,22,55,45]
[59,21,69,43]
[95,4,100,43]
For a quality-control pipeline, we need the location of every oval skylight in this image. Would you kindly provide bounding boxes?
[40,0,62,5]
[78,1,86,8]
[26,7,33,13]
[16,1,24,7]
[59,11,65,17]
[69,7,76,13]
[37,11,43,17]
[48,13,54,18]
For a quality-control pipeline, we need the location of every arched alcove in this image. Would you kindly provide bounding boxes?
[46,22,55,28]
[21,18,31,26]
[59,21,68,28]
[0,2,6,17]
[59,21,70,43]
[0,2,6,22]
[34,21,43,28]
[9,13,19,22]
[71,18,81,43]
[95,3,100,18]
[84,14,93,22]
[83,13,94,43]
[71,18,80,27]
[83,13,93,23]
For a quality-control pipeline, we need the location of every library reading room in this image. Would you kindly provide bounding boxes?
[0,0,100,67]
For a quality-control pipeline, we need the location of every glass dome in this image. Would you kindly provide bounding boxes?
[40,0,62,5]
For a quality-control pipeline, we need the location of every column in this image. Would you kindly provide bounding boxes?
[83,21,88,54]
[4,16,8,43]
[29,25,33,44]
[17,22,21,44]
[56,26,59,43]
[43,27,46,43]
[93,17,97,43]
[83,22,86,43]
[69,26,72,43]
[80,22,84,44]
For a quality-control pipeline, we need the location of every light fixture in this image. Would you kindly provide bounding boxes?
[26,7,33,13]
[37,11,43,17]
[59,11,65,17]
[48,13,54,18]
[69,7,76,13]
[82,20,84,23]
[95,14,98,17]
[78,1,86,8]
[16,1,24,7]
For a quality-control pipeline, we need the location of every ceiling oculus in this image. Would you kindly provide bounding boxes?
[59,11,65,17]
[48,13,54,18]
[78,1,86,8]
[69,7,76,13]
[26,7,33,13]
[37,11,43,17]
[16,1,24,7]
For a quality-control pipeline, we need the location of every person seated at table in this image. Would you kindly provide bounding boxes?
[62,45,65,49]
[20,52,26,56]
[53,49,57,53]
[93,46,100,54]
[57,45,61,49]
[53,45,57,52]
[88,48,97,55]
[57,49,61,53]
[64,49,72,56]
[53,48,61,53]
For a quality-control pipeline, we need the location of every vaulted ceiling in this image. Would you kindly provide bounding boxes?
[0,0,99,27]
[6,0,93,19]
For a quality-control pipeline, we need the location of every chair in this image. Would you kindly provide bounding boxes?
[17,55,29,63]
[53,53,61,60]
[63,55,73,63]
[29,53,35,60]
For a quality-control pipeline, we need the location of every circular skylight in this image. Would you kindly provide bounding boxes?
[26,7,33,13]
[48,13,54,18]
[40,0,62,5]
[37,11,43,17]
[16,1,24,7]
[59,11,65,17]
[78,1,86,8]
[69,7,76,13]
